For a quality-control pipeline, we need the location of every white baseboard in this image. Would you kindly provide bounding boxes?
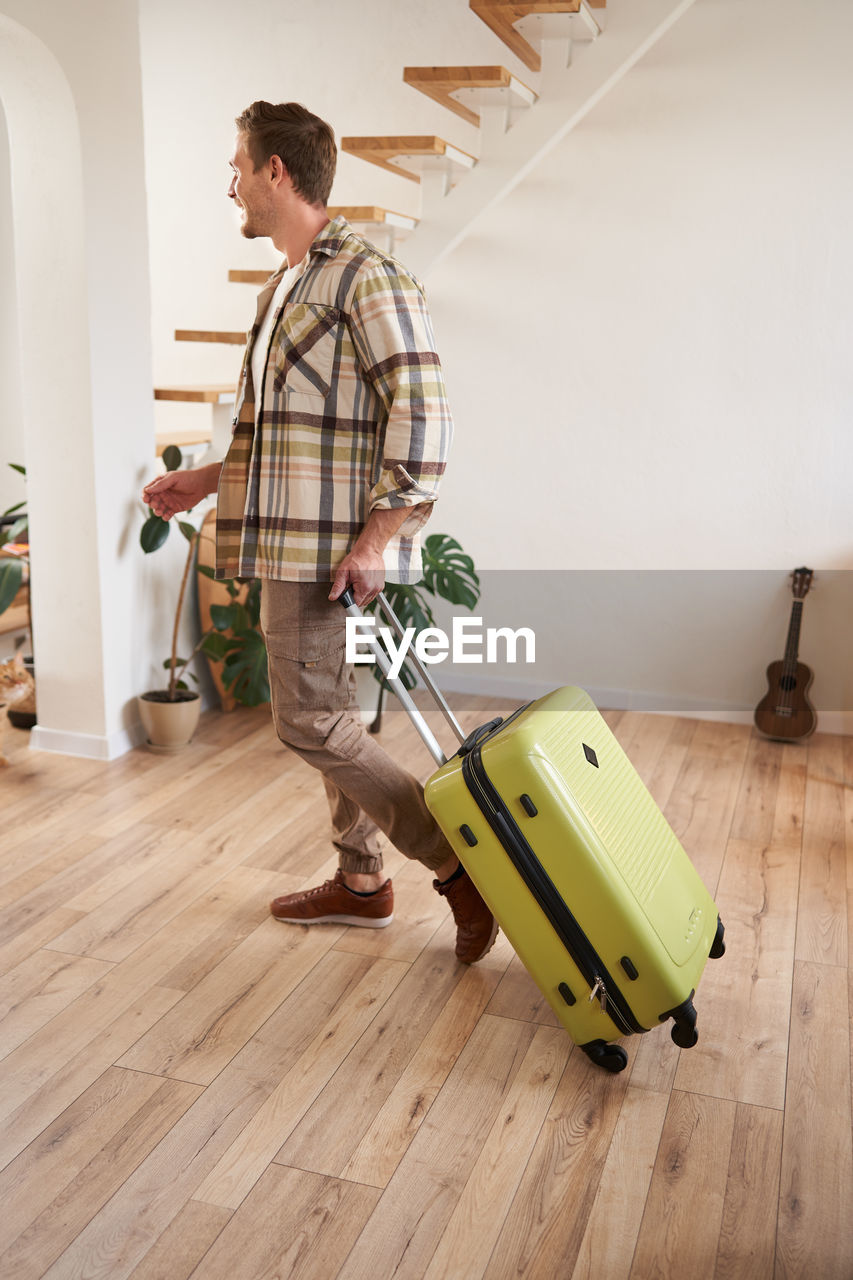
[432,673,853,735]
[29,720,147,761]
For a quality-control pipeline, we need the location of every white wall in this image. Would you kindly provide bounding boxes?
[0,0,157,756]
[138,0,852,730]
[0,100,25,518]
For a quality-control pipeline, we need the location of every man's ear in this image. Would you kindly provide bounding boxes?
[268,154,289,187]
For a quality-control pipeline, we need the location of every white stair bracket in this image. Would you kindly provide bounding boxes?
[514,3,605,67]
[376,144,474,190]
[447,72,538,135]
[401,0,701,278]
[470,2,606,74]
[341,138,477,195]
[477,102,513,150]
[420,167,453,210]
[347,208,418,255]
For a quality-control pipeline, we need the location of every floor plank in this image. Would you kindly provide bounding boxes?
[275,915,483,1179]
[117,917,347,1084]
[571,1087,670,1280]
[423,1024,573,1280]
[485,952,561,1029]
[0,1068,200,1279]
[673,836,800,1109]
[188,1166,380,1280]
[482,1045,632,1278]
[796,734,848,966]
[0,947,113,1057]
[194,956,408,1208]
[714,1102,783,1280]
[776,960,853,1279]
[336,1014,539,1280]
[127,1200,232,1280]
[39,948,382,1279]
[340,944,512,1188]
[630,1090,737,1279]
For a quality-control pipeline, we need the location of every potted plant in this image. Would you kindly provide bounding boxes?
[362,533,480,732]
[138,446,269,750]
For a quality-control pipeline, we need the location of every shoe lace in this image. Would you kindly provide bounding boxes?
[301,879,337,899]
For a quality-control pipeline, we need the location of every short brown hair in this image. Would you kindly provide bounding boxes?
[235,101,336,206]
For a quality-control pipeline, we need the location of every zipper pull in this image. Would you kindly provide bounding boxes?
[589,976,607,1011]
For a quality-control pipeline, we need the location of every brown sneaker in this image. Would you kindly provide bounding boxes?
[434,868,499,964]
[270,869,393,929]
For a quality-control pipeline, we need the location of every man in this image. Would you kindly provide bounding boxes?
[143,101,497,964]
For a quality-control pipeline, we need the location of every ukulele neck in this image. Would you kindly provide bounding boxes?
[782,601,803,674]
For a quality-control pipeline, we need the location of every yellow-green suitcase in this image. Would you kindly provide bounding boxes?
[341,592,725,1074]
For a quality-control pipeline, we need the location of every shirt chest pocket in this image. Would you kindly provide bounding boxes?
[272,303,341,399]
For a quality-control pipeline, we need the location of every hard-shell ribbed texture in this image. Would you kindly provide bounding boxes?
[535,706,684,912]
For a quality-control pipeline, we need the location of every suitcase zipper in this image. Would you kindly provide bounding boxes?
[460,738,644,1037]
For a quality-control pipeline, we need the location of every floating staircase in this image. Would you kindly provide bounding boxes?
[156,0,704,445]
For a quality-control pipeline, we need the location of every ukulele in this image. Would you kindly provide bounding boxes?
[754,567,816,741]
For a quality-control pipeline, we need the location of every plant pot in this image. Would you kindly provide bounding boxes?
[137,689,201,751]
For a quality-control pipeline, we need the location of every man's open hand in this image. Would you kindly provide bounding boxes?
[142,467,216,521]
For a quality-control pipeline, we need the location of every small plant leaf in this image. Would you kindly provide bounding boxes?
[228,603,251,633]
[197,564,216,580]
[5,517,28,544]
[210,603,234,631]
[140,513,170,553]
[162,445,183,472]
[8,464,26,476]
[201,632,231,661]
[0,560,23,614]
[178,521,197,543]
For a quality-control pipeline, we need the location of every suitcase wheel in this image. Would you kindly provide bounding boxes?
[670,996,699,1048]
[709,916,726,959]
[671,1023,699,1049]
[581,1040,629,1074]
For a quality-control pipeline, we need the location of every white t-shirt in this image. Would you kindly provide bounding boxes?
[251,255,309,426]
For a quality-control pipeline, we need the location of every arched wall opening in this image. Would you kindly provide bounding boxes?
[0,5,156,757]
[0,14,109,748]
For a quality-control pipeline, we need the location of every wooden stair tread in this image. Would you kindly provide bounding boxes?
[228,209,419,285]
[154,385,236,404]
[329,205,418,230]
[341,136,477,184]
[174,330,246,345]
[470,1,605,72]
[403,65,537,128]
[228,268,276,285]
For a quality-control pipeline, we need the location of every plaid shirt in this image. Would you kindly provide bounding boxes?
[215,218,453,583]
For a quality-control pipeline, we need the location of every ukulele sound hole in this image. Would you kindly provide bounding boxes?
[779,675,797,692]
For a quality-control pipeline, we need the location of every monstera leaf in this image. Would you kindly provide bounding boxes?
[221,629,270,706]
[421,534,479,609]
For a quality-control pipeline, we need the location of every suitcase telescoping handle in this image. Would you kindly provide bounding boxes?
[338,587,467,768]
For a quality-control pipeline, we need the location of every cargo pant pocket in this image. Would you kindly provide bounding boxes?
[265,628,350,714]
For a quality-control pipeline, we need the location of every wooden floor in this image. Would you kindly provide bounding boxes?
[0,696,851,1279]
